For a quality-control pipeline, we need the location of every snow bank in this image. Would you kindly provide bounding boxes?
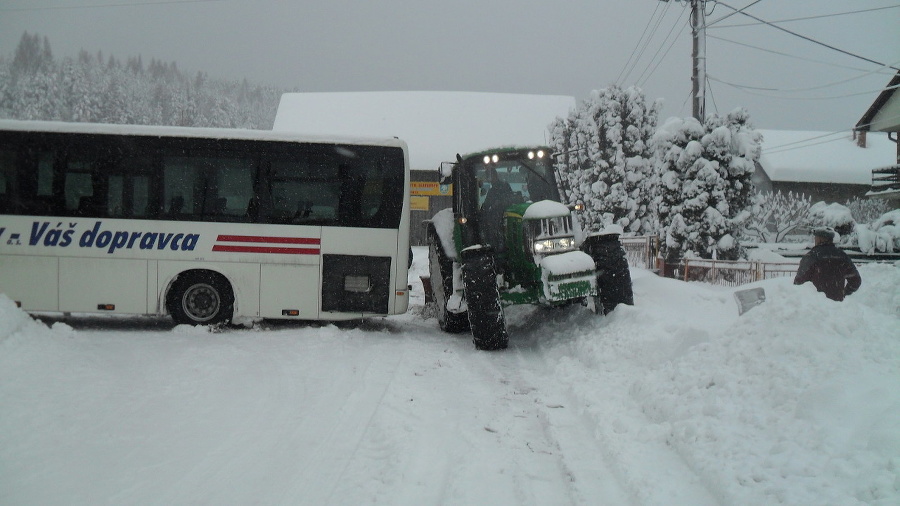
[0,294,68,348]
[543,264,900,505]
[857,209,900,255]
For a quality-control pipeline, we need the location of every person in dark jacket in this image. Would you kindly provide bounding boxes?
[478,177,522,253]
[793,227,861,301]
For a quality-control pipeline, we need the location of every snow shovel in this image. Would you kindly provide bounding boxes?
[734,287,765,315]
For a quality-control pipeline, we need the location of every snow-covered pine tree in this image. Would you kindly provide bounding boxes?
[651,116,706,262]
[549,85,660,235]
[652,108,761,262]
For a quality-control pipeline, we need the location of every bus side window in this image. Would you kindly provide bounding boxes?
[0,148,12,213]
[18,151,62,216]
[166,196,185,219]
[211,158,254,222]
[108,156,154,219]
[163,156,203,220]
[65,172,95,216]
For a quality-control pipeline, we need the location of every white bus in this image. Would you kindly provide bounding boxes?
[0,120,410,325]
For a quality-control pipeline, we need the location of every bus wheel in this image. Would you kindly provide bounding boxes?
[461,247,508,351]
[168,271,234,326]
[427,226,469,333]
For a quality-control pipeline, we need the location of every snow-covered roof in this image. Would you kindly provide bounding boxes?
[273,92,576,170]
[758,130,895,185]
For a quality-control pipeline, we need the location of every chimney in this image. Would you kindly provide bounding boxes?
[857,130,867,148]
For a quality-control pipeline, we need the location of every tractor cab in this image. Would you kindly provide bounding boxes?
[449,147,562,257]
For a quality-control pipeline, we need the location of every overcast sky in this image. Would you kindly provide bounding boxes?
[1,0,898,131]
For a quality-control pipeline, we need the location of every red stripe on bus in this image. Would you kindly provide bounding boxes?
[212,245,320,255]
[215,235,321,245]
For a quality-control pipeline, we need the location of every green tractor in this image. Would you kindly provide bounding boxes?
[425,146,633,350]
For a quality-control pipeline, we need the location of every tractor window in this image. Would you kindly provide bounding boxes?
[474,157,558,209]
[462,151,561,250]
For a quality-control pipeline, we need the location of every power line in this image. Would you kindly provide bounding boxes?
[762,131,862,155]
[709,76,900,100]
[637,11,690,87]
[707,34,896,75]
[715,1,900,72]
[618,1,676,85]
[856,111,900,132]
[706,0,765,27]
[616,1,665,84]
[0,0,223,12]
[709,54,900,93]
[764,130,857,153]
[710,5,900,28]
[705,75,718,116]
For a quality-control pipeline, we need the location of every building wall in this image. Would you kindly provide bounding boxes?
[410,169,452,246]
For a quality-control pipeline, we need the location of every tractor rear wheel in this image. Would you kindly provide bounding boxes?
[427,227,469,333]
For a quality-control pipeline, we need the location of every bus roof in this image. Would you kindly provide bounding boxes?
[0,119,408,150]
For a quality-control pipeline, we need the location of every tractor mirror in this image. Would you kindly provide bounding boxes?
[439,161,455,184]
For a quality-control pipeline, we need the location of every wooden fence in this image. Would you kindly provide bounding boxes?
[681,259,799,287]
[621,236,659,270]
[619,236,803,287]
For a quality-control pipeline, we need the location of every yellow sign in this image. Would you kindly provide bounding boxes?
[411,181,452,196]
[411,196,430,211]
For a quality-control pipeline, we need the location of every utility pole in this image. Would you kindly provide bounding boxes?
[690,0,707,121]
[659,0,706,121]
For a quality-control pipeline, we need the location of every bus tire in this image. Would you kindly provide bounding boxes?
[167,270,234,326]
[461,247,508,351]
[427,226,469,333]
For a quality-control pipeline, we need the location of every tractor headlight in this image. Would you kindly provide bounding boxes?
[532,237,575,254]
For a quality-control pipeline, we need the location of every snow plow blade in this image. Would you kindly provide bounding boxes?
[734,287,765,315]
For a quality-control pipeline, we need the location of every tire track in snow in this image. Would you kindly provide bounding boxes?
[424,308,635,506]
[520,304,723,505]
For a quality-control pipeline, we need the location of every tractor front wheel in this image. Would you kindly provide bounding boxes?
[461,247,508,351]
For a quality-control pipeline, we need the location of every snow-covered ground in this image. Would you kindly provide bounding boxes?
[1,247,898,505]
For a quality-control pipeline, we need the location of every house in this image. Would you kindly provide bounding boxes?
[272,91,576,244]
[856,70,900,200]
[754,129,896,204]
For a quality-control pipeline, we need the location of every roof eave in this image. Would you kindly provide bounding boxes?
[856,71,900,132]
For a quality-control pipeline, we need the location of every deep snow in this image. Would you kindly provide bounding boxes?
[1,248,898,505]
